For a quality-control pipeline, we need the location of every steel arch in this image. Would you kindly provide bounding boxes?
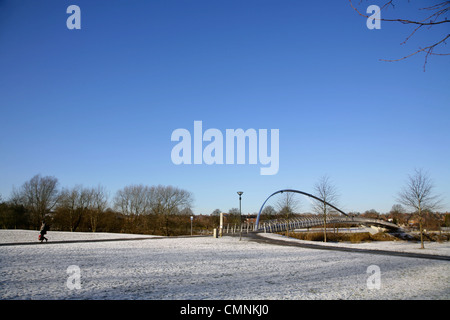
[255,189,348,229]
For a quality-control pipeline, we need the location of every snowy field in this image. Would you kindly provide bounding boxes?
[1,230,449,300]
[0,229,156,243]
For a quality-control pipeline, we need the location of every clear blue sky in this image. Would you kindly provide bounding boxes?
[1,0,449,215]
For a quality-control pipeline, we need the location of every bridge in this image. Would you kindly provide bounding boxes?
[227,189,402,234]
[254,215,400,233]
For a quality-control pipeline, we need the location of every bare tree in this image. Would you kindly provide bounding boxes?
[276,191,300,237]
[312,175,340,242]
[349,0,450,71]
[87,185,109,232]
[57,185,93,232]
[362,209,380,219]
[210,208,222,227]
[151,185,193,236]
[18,174,60,228]
[227,208,240,225]
[261,205,277,219]
[397,168,442,248]
[390,204,406,225]
[113,184,153,216]
[113,184,154,233]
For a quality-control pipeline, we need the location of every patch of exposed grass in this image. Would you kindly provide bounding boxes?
[284,232,398,243]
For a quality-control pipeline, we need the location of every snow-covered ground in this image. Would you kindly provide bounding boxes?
[0,229,156,243]
[1,230,449,300]
[259,233,450,257]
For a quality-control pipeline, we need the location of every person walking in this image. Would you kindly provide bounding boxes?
[39,221,49,243]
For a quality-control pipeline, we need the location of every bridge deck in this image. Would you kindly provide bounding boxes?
[221,216,401,235]
[256,216,400,233]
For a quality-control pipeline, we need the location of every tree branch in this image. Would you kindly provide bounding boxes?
[349,0,450,70]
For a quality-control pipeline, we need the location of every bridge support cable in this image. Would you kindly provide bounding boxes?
[255,189,348,230]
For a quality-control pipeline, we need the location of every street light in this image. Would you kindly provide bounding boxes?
[237,191,243,240]
[190,216,194,236]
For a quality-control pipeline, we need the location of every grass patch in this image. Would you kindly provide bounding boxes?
[284,232,398,243]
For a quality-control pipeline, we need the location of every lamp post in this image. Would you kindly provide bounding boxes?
[237,191,243,241]
[190,216,193,236]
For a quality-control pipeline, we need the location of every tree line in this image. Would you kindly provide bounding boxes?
[0,174,214,236]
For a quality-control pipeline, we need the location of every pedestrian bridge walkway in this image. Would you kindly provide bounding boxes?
[254,216,400,233]
[220,215,400,235]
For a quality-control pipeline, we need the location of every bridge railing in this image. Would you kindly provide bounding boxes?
[218,216,399,235]
[253,216,399,233]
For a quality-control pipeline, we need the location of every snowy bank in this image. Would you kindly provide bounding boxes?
[258,233,450,257]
